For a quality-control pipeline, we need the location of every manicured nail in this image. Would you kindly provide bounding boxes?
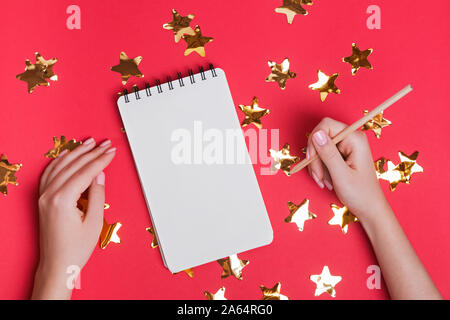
[84,137,95,145]
[100,140,111,147]
[96,172,105,186]
[312,172,324,189]
[58,149,68,158]
[105,147,116,154]
[324,179,333,191]
[313,130,327,146]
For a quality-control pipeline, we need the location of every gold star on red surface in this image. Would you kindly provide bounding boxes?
[0,155,22,196]
[163,9,196,43]
[343,43,373,75]
[45,135,82,158]
[309,70,340,101]
[100,219,122,249]
[269,143,300,176]
[361,110,392,138]
[275,0,313,24]
[182,25,213,57]
[204,287,227,300]
[145,227,159,248]
[285,199,317,231]
[260,282,289,300]
[217,254,249,280]
[16,52,58,93]
[110,52,144,85]
[328,204,358,234]
[310,266,342,297]
[265,58,296,90]
[238,97,270,129]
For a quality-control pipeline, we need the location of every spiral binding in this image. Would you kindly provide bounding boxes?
[122,64,218,103]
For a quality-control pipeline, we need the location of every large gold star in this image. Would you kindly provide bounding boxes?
[100,219,122,249]
[0,155,22,196]
[285,199,316,231]
[275,0,313,24]
[310,266,342,297]
[260,282,289,300]
[361,110,392,138]
[145,226,159,248]
[238,97,270,129]
[204,287,227,300]
[343,43,373,75]
[269,143,300,176]
[309,70,340,101]
[265,58,296,90]
[45,135,82,158]
[328,204,358,234]
[110,52,144,85]
[16,52,58,93]
[163,9,196,43]
[182,25,213,57]
[217,254,249,280]
[35,52,58,81]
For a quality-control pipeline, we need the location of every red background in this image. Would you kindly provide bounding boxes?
[1,0,449,299]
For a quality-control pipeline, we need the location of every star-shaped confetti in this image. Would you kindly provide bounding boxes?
[260,282,289,300]
[77,193,110,214]
[238,97,270,129]
[182,25,213,57]
[269,143,300,176]
[16,52,58,93]
[285,199,317,231]
[0,155,22,196]
[145,226,159,248]
[163,9,196,43]
[45,135,82,159]
[309,70,340,101]
[343,43,373,75]
[204,287,227,300]
[100,219,122,249]
[361,110,392,138]
[217,254,249,280]
[275,0,313,24]
[310,266,342,297]
[265,58,296,90]
[328,204,358,234]
[35,52,58,81]
[110,52,144,85]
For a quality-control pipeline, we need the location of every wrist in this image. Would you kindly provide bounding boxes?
[358,199,395,240]
[32,261,73,300]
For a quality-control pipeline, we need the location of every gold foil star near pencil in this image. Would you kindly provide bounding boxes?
[163,9,196,43]
[217,254,249,280]
[182,25,213,57]
[265,58,296,90]
[328,204,358,234]
[238,97,270,129]
[16,52,58,93]
[361,110,391,138]
[45,136,82,158]
[145,227,159,248]
[310,266,342,297]
[260,282,289,300]
[275,0,313,24]
[269,143,300,176]
[285,199,316,231]
[204,287,227,300]
[110,52,144,85]
[309,70,340,101]
[0,155,22,196]
[100,219,122,249]
[343,43,373,75]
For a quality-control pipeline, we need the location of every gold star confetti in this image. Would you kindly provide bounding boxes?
[238,97,270,129]
[0,155,22,196]
[285,199,316,231]
[269,143,300,176]
[217,254,249,280]
[310,266,342,297]
[100,219,122,249]
[35,52,58,81]
[328,204,358,234]
[265,58,296,90]
[183,268,194,278]
[45,135,82,159]
[204,287,227,300]
[145,227,159,248]
[182,25,213,57]
[361,110,391,138]
[275,0,313,24]
[343,43,373,75]
[77,194,110,214]
[110,52,144,85]
[163,9,196,43]
[260,282,289,300]
[309,70,340,101]
[16,52,57,93]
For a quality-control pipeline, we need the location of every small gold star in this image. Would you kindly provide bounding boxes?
[238,97,270,129]
[45,135,82,158]
[145,227,159,248]
[275,0,313,24]
[309,70,340,101]
[217,254,249,280]
[182,25,213,57]
[269,143,300,176]
[328,204,358,234]
[110,52,144,85]
[163,9,196,43]
[310,266,342,297]
[260,282,289,300]
[0,155,22,196]
[100,219,122,249]
[204,287,227,300]
[265,58,296,90]
[361,110,392,138]
[343,43,373,75]
[285,199,316,231]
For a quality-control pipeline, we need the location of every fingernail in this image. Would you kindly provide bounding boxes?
[105,147,116,154]
[324,179,333,191]
[58,149,68,158]
[96,172,105,186]
[84,137,95,145]
[312,172,324,189]
[313,130,327,146]
[100,140,111,147]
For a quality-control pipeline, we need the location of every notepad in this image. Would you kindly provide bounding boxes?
[117,66,273,273]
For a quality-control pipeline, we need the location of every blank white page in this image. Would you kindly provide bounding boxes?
[117,68,273,273]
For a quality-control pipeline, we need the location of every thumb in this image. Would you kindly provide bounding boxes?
[84,171,105,231]
[311,130,349,181]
